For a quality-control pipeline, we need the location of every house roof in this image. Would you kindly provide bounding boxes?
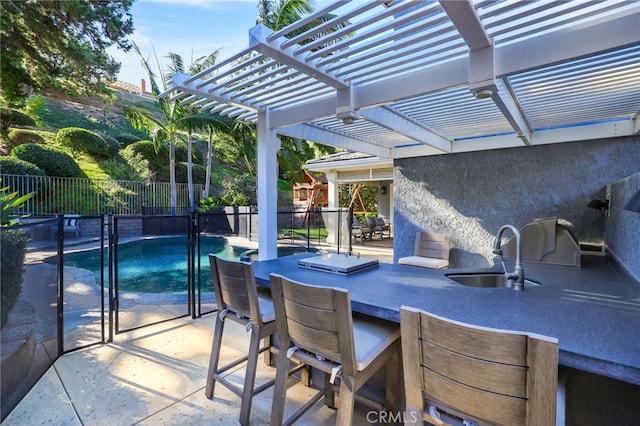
[162,0,639,160]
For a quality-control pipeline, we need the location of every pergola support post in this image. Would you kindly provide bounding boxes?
[257,110,280,260]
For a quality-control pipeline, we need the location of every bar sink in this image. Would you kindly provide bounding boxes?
[446,272,540,288]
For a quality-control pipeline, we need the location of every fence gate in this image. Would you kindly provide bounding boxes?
[112,215,193,333]
[60,215,108,350]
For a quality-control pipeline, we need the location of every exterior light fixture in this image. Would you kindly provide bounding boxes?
[380,185,387,195]
[623,189,640,212]
[474,89,493,99]
[336,110,359,125]
[587,199,609,210]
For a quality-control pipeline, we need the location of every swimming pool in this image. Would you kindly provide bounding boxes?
[62,236,248,294]
[62,237,318,294]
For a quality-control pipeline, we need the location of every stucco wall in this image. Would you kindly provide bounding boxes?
[393,136,640,270]
[606,173,640,281]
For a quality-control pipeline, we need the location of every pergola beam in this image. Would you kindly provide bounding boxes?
[270,10,638,132]
[278,123,391,159]
[359,107,452,153]
[249,24,348,90]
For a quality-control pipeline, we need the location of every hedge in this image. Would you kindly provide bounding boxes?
[114,133,140,147]
[175,162,207,184]
[98,133,121,155]
[7,128,45,148]
[123,140,165,172]
[56,127,110,157]
[0,108,35,131]
[12,143,82,177]
[1,229,29,326]
[0,156,46,176]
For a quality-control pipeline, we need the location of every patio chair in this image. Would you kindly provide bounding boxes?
[400,306,558,426]
[269,273,401,426]
[398,232,450,269]
[63,214,80,238]
[205,255,278,426]
[352,216,372,242]
[373,216,391,238]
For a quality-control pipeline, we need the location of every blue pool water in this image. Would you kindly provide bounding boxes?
[63,236,248,294]
[62,237,318,294]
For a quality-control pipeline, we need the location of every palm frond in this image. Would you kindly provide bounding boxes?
[191,49,221,75]
[164,52,185,88]
[132,41,162,95]
[124,106,167,147]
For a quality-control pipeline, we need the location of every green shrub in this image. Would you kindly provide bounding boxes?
[120,148,154,181]
[0,109,35,131]
[197,196,225,212]
[175,162,207,184]
[123,141,205,181]
[175,144,203,165]
[114,133,140,147]
[0,156,45,176]
[1,183,36,225]
[220,174,256,206]
[0,134,8,156]
[123,140,165,172]
[7,128,45,148]
[99,159,147,181]
[1,229,29,326]
[12,143,82,177]
[56,127,110,157]
[98,133,121,155]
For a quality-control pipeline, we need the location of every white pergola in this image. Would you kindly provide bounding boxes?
[161,0,640,260]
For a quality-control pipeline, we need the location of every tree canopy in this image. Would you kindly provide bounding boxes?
[0,0,135,107]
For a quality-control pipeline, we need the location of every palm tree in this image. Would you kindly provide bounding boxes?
[164,50,231,210]
[257,0,348,45]
[126,43,227,212]
[256,0,313,29]
[255,0,339,186]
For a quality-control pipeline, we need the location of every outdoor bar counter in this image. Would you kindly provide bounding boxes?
[252,253,640,386]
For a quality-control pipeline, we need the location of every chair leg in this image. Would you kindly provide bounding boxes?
[336,378,356,426]
[323,372,336,409]
[239,325,261,426]
[385,348,400,411]
[270,350,291,426]
[301,364,312,387]
[205,315,225,399]
[263,334,273,366]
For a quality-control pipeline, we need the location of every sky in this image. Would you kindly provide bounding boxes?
[108,0,257,88]
[108,0,328,90]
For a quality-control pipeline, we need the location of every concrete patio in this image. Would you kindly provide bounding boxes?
[2,244,394,425]
[2,311,380,426]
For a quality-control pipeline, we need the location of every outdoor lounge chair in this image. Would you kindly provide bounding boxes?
[63,214,81,238]
[352,217,372,242]
[398,232,450,269]
[366,216,390,239]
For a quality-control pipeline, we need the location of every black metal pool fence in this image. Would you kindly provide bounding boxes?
[1,207,356,419]
[0,173,294,216]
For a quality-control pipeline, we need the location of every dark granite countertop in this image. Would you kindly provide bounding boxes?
[253,253,640,385]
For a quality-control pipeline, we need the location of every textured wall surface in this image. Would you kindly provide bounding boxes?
[394,136,640,269]
[606,173,640,281]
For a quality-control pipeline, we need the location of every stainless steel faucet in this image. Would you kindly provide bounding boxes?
[493,224,525,290]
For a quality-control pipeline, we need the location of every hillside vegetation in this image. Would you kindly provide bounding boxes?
[0,91,249,188]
